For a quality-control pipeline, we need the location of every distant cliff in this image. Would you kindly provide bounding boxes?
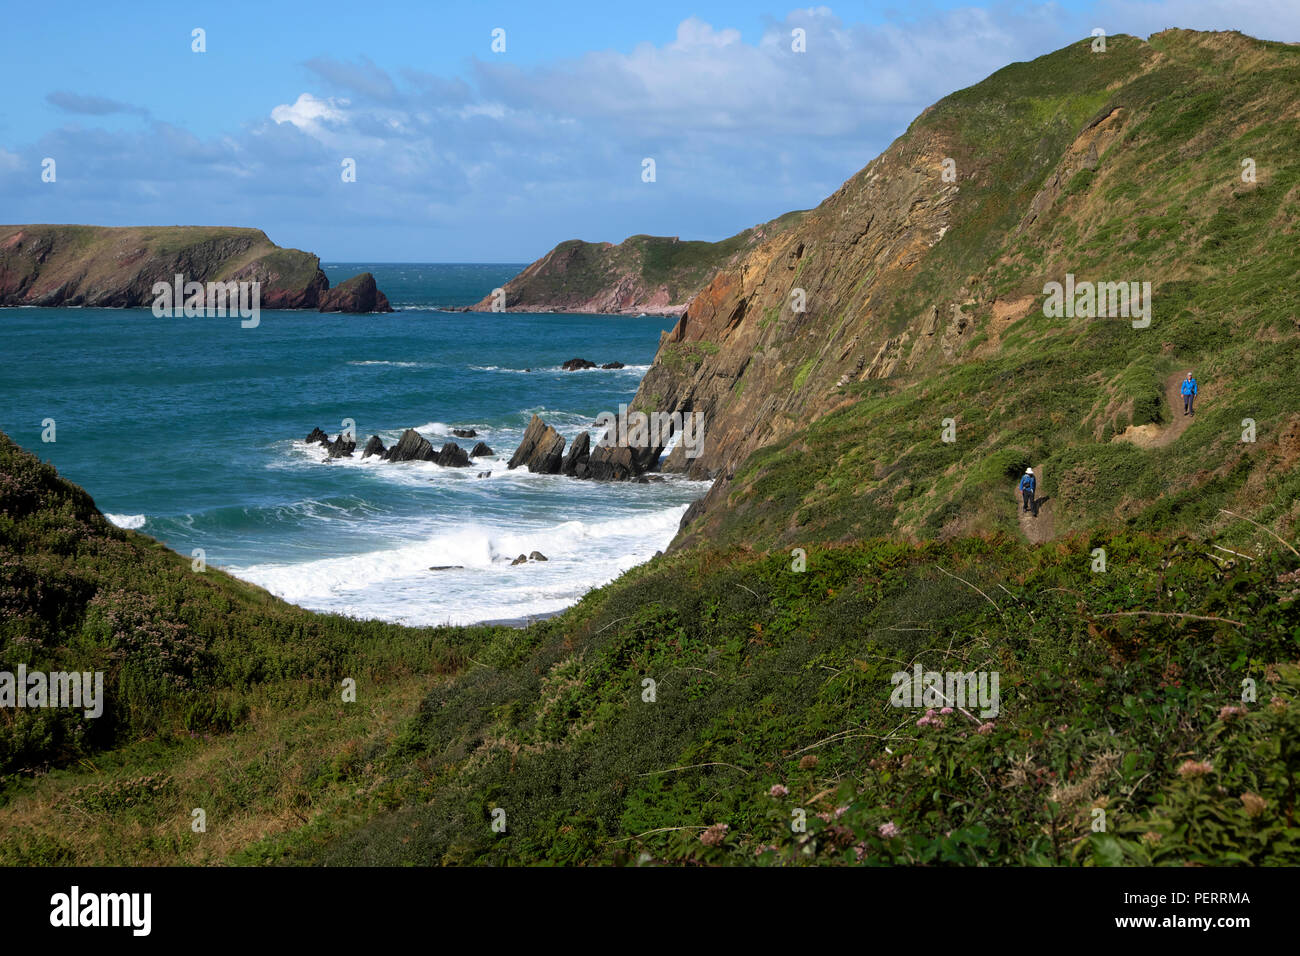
[0,225,391,312]
[467,211,806,315]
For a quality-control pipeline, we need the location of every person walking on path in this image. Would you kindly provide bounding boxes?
[1181,372,1198,416]
[1019,468,1036,515]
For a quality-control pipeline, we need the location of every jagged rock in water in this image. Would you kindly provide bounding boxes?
[326,434,356,458]
[361,435,386,459]
[507,415,566,473]
[561,357,596,371]
[306,427,330,445]
[470,441,494,457]
[383,428,437,462]
[452,428,477,438]
[428,565,465,571]
[510,554,528,565]
[561,431,590,477]
[477,471,491,478]
[601,361,625,369]
[435,442,471,467]
[317,272,393,313]
[586,444,639,481]
[528,551,548,561]
[582,413,658,480]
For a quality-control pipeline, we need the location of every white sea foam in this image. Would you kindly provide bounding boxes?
[231,505,689,626]
[347,360,431,368]
[105,513,146,529]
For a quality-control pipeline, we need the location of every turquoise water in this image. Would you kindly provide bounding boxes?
[0,265,708,625]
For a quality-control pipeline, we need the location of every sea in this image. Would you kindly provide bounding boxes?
[0,263,710,626]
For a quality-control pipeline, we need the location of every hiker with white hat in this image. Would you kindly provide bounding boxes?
[1019,468,1036,515]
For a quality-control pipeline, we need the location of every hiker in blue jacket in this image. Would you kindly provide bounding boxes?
[1181,372,1198,415]
[1019,468,1036,514]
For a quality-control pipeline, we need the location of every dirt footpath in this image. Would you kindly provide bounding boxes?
[1016,463,1056,544]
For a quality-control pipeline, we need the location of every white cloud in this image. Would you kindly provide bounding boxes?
[270,93,349,135]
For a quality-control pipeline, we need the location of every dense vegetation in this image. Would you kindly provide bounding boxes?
[1,433,1296,865]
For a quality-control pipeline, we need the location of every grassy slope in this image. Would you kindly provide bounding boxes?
[1,432,1297,865]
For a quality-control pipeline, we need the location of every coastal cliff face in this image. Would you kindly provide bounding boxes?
[630,30,1300,549]
[468,212,805,315]
[0,225,391,312]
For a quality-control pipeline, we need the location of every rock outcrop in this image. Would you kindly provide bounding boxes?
[585,444,639,481]
[470,441,494,457]
[561,431,590,477]
[305,427,330,445]
[361,435,386,458]
[383,429,437,463]
[325,434,356,458]
[316,272,393,313]
[435,442,471,468]
[0,225,391,313]
[504,415,653,482]
[507,415,566,474]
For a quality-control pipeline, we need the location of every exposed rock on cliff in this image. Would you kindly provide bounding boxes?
[0,225,390,313]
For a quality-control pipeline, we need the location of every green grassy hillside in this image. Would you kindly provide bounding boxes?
[1,432,1297,865]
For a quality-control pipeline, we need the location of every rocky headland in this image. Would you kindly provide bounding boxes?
[0,225,392,312]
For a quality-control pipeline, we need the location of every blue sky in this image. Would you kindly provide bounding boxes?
[2,0,1296,261]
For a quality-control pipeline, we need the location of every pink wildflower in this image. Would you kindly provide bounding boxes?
[699,823,729,847]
